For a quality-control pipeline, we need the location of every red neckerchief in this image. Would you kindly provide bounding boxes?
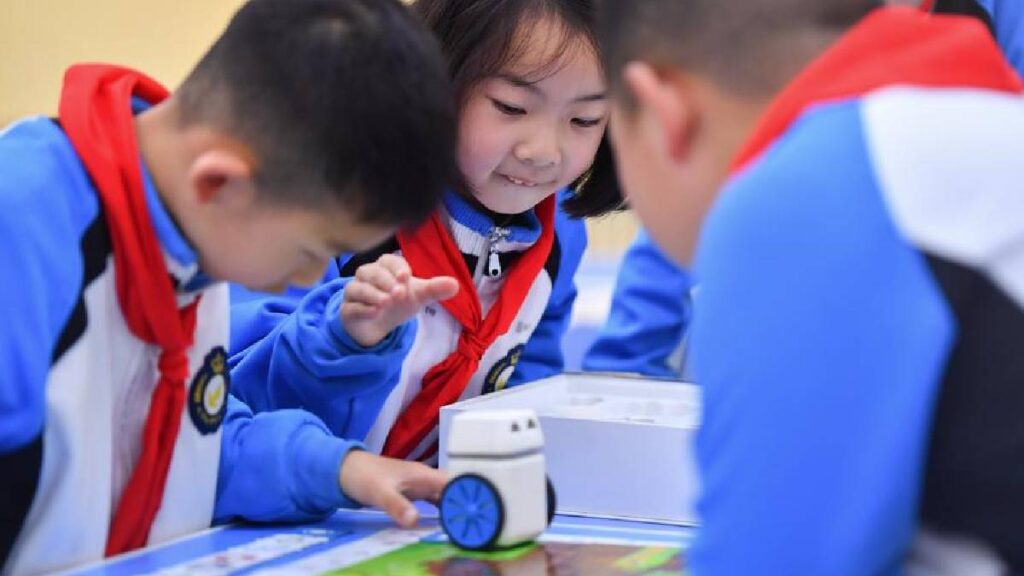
[731,7,1022,174]
[384,196,556,460]
[58,64,201,556]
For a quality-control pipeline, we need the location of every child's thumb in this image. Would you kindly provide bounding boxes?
[416,276,459,303]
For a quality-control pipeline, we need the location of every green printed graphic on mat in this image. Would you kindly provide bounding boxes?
[327,541,685,575]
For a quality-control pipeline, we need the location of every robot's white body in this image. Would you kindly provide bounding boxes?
[442,409,551,549]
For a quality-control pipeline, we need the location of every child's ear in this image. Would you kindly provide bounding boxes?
[622,62,695,163]
[187,149,255,206]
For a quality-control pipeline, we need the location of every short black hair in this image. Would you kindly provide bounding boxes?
[177,0,456,227]
[599,0,882,102]
[414,0,624,218]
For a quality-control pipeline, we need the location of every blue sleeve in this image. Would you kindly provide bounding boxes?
[228,276,416,441]
[507,198,587,386]
[213,395,363,524]
[228,260,341,353]
[688,102,955,575]
[582,229,693,379]
[0,119,92,453]
[976,0,1024,76]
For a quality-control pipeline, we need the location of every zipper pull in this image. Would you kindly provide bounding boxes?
[486,227,509,277]
[488,250,502,277]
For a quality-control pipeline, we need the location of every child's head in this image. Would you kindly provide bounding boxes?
[598,0,880,264]
[415,0,621,218]
[145,0,455,292]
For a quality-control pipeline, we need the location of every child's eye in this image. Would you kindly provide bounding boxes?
[490,98,526,116]
[572,117,604,128]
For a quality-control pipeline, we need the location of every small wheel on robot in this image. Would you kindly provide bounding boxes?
[546,474,557,526]
[440,473,505,550]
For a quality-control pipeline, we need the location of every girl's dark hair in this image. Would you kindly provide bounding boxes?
[414,0,625,218]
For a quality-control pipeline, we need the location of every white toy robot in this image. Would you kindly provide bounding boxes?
[440,409,556,550]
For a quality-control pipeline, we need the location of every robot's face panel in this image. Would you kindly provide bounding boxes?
[448,409,545,457]
[511,418,539,434]
[498,414,543,451]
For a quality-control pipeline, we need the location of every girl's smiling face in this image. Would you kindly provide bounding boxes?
[456,16,608,215]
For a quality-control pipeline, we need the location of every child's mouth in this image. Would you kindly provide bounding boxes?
[500,174,544,188]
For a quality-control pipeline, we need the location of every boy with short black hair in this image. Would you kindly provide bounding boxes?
[0,0,456,573]
[600,0,1024,572]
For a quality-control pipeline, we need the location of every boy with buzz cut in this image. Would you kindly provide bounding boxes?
[600,0,1024,573]
[0,0,457,573]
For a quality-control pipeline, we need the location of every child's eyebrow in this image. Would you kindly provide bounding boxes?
[499,73,542,94]
[498,73,606,103]
[573,92,607,103]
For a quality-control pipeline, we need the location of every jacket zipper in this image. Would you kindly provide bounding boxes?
[486,226,510,277]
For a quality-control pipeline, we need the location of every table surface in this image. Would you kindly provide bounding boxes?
[61,507,694,575]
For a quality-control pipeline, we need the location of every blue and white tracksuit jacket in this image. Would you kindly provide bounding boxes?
[688,87,1024,574]
[583,0,1024,383]
[229,190,585,461]
[0,115,363,575]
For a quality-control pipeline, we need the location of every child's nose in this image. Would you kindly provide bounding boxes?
[513,125,560,168]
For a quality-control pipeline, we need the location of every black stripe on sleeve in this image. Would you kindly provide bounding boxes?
[919,255,1024,570]
[543,230,562,284]
[0,435,43,569]
[51,212,112,364]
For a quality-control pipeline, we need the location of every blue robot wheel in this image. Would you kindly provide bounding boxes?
[440,473,505,550]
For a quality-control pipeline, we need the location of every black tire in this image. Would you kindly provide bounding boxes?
[546,475,557,526]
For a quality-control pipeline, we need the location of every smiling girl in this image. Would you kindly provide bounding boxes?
[228,0,621,463]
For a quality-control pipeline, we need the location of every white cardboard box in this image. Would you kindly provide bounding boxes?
[439,373,701,525]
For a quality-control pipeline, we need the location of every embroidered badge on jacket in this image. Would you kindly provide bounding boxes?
[188,346,230,434]
[483,344,525,395]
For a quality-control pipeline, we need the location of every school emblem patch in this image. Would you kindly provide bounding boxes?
[188,346,230,435]
[483,344,524,395]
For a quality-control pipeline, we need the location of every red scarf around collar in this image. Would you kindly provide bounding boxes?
[731,7,1022,174]
[383,196,556,460]
[58,64,201,556]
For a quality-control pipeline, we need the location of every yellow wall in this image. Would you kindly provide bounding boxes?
[0,0,245,125]
[587,210,638,255]
[0,0,637,253]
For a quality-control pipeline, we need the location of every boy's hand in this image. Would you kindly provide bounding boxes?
[339,450,448,528]
[341,254,459,347]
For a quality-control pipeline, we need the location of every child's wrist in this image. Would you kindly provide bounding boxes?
[342,320,391,349]
[338,449,371,506]
[331,311,406,354]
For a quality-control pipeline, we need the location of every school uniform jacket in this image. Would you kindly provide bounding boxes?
[0,115,362,575]
[581,0,1024,386]
[229,190,586,461]
[687,9,1024,574]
